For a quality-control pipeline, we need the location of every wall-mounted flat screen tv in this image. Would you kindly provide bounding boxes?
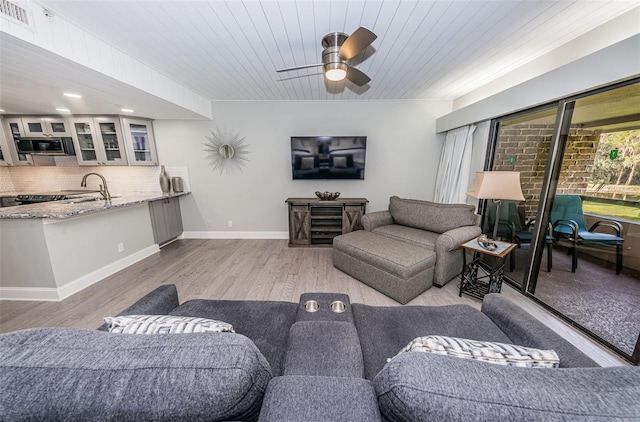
[291,136,367,180]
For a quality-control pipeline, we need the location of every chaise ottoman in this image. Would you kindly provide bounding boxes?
[333,230,436,304]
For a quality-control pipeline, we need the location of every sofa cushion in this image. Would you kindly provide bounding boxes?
[352,303,512,379]
[371,224,438,249]
[283,321,365,378]
[389,196,477,234]
[168,299,298,376]
[374,352,640,422]
[104,314,235,334]
[0,327,272,422]
[391,335,560,368]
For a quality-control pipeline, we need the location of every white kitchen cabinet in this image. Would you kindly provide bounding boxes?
[2,118,32,165]
[69,117,128,166]
[121,118,158,166]
[148,197,183,246]
[22,117,70,137]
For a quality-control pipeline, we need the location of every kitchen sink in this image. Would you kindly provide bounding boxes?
[59,190,101,194]
[64,196,120,204]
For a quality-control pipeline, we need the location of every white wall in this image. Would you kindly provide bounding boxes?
[154,100,451,234]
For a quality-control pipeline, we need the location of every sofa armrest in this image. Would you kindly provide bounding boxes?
[1,328,272,422]
[97,284,180,331]
[481,294,598,368]
[374,352,639,422]
[435,225,482,253]
[361,211,393,231]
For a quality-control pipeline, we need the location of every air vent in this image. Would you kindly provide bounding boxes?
[0,0,29,25]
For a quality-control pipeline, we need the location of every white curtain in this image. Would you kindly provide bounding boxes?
[434,125,475,204]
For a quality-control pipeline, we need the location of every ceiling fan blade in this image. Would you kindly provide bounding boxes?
[276,63,323,72]
[339,27,377,60]
[346,67,371,87]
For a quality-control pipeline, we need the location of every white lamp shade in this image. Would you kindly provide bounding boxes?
[466,171,525,201]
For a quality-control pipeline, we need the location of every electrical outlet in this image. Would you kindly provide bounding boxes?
[117,243,125,253]
[228,220,233,228]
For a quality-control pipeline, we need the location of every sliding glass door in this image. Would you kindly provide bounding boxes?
[487,79,640,364]
[486,105,558,289]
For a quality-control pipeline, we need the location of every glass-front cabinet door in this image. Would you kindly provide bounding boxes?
[122,118,158,165]
[3,117,32,165]
[69,118,128,166]
[95,118,127,165]
[23,117,70,137]
[70,119,100,165]
[0,117,16,165]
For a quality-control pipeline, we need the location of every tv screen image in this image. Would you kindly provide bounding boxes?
[291,136,367,180]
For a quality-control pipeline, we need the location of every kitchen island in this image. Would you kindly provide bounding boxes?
[0,191,189,301]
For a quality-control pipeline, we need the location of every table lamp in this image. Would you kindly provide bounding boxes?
[466,171,525,244]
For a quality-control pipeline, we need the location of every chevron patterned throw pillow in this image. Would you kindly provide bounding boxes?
[389,335,559,368]
[104,315,235,334]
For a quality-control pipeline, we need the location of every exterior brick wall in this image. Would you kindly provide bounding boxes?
[493,124,601,219]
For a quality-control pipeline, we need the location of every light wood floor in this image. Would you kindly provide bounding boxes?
[0,239,628,366]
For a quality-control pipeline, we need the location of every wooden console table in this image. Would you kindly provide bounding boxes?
[285,198,368,247]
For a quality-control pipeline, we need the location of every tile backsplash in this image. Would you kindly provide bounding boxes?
[0,159,190,194]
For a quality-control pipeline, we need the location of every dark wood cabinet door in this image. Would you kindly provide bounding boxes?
[343,205,364,233]
[289,205,311,245]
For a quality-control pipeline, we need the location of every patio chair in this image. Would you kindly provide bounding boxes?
[550,194,624,274]
[487,200,552,272]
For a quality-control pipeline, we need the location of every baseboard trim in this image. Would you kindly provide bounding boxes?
[0,287,61,302]
[0,245,160,302]
[182,231,288,239]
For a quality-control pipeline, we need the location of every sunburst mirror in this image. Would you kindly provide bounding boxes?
[203,128,251,174]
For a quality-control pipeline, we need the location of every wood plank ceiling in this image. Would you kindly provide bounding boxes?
[3,0,639,114]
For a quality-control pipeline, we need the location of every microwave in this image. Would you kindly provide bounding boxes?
[15,137,76,156]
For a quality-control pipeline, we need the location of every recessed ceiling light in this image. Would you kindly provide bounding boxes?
[0,109,4,112]
[63,93,82,98]
[121,108,134,113]
[56,108,71,112]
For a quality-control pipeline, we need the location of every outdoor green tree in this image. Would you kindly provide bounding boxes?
[591,130,640,187]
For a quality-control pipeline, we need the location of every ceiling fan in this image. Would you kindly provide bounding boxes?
[276,27,377,87]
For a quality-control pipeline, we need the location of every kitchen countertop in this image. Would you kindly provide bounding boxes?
[0,191,190,219]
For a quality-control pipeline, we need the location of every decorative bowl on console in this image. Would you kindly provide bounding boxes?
[315,191,341,201]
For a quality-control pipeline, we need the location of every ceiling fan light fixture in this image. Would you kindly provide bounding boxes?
[325,62,347,81]
[277,27,376,87]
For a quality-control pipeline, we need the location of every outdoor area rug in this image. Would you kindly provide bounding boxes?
[508,246,639,359]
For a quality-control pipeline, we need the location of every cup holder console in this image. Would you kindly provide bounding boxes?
[298,294,352,321]
[303,300,320,312]
[330,301,346,313]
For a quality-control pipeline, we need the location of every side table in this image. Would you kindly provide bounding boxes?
[459,237,516,300]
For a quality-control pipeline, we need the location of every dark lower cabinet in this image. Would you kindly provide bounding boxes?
[149,197,183,246]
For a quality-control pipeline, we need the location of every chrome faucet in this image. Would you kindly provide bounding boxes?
[81,172,111,201]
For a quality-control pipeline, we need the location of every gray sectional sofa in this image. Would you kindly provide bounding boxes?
[333,196,482,303]
[1,284,639,421]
